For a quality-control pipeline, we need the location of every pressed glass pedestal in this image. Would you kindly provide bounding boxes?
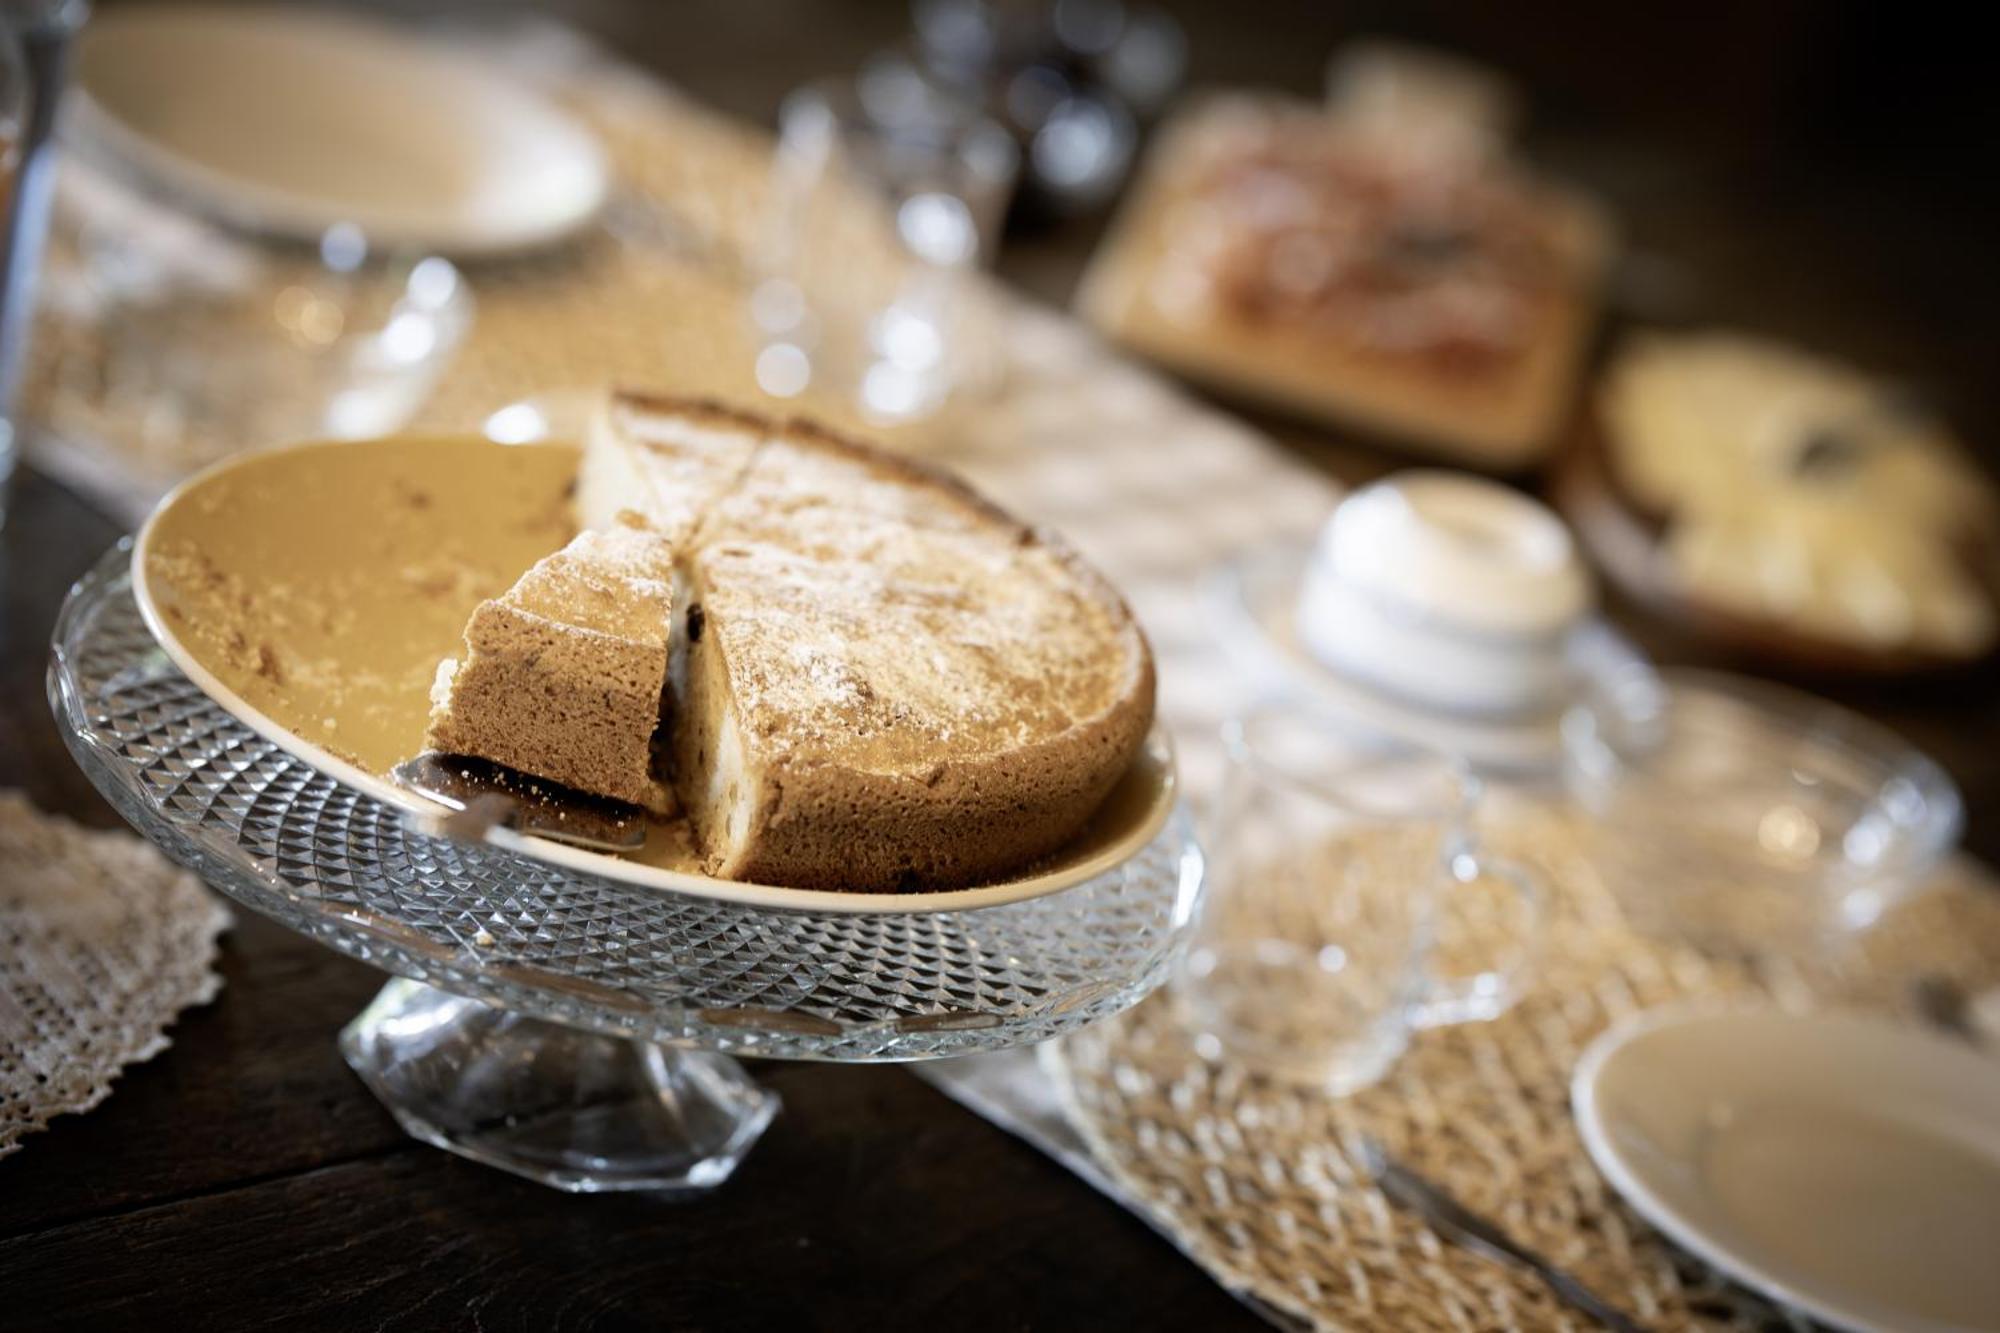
[50,543,1203,1193]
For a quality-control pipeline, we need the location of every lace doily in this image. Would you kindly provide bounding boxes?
[0,791,231,1158]
[1047,800,2000,1332]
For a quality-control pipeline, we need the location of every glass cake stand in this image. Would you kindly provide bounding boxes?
[49,543,1204,1193]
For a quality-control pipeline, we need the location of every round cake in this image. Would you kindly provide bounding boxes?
[516,391,1159,893]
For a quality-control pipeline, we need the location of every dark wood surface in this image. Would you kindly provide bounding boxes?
[3,3,1997,1330]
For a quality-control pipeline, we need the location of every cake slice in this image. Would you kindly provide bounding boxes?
[575,390,764,539]
[670,426,1156,892]
[425,522,678,813]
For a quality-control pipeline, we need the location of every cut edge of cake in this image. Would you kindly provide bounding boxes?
[674,537,1155,892]
[659,407,1156,892]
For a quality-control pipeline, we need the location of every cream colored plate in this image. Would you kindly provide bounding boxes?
[1574,1008,2000,1333]
[132,435,1178,914]
[70,5,610,257]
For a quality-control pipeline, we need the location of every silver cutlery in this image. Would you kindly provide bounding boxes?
[392,752,649,852]
[1358,1137,1648,1332]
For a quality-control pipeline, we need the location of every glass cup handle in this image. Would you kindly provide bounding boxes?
[1409,852,1544,1030]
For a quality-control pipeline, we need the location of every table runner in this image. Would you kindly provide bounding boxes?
[455,48,2000,1330]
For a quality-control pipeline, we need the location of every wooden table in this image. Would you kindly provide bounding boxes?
[3,3,1995,1329]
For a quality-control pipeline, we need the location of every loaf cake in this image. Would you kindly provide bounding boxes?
[1077,93,1608,468]
[439,389,1156,892]
[425,522,678,814]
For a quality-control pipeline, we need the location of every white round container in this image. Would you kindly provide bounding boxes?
[1296,472,1591,716]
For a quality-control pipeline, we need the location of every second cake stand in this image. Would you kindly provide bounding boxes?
[51,543,1204,1193]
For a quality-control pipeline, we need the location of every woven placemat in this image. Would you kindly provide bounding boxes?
[1,791,231,1158]
[1045,795,2000,1332]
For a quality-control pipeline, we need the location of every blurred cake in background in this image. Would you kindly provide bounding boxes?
[1078,44,1610,468]
[1563,331,2000,673]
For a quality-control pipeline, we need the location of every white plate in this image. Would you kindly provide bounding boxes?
[1209,542,1652,775]
[1574,1008,2000,1333]
[68,5,611,257]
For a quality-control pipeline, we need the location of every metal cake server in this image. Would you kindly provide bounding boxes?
[391,752,648,852]
[1359,1137,1648,1332]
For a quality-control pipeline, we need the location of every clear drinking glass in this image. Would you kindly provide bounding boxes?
[751,53,1017,427]
[34,193,471,509]
[1179,707,1543,1093]
[1563,667,1962,962]
[1,0,86,521]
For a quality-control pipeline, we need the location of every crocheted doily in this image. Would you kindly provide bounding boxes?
[1,791,230,1158]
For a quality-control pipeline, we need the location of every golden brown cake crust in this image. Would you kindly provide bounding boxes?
[622,401,1157,893]
[578,391,766,545]
[612,389,1024,534]
[726,670,1155,892]
[609,388,780,434]
[682,542,1154,891]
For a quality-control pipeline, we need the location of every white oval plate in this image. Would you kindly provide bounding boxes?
[1209,542,1652,775]
[131,434,1178,916]
[1574,1007,2000,1333]
[69,5,611,257]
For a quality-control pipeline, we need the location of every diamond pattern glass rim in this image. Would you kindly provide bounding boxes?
[49,541,1203,1061]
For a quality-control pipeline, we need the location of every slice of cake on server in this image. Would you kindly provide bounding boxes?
[425,388,1155,893]
[424,391,765,814]
[425,520,680,815]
